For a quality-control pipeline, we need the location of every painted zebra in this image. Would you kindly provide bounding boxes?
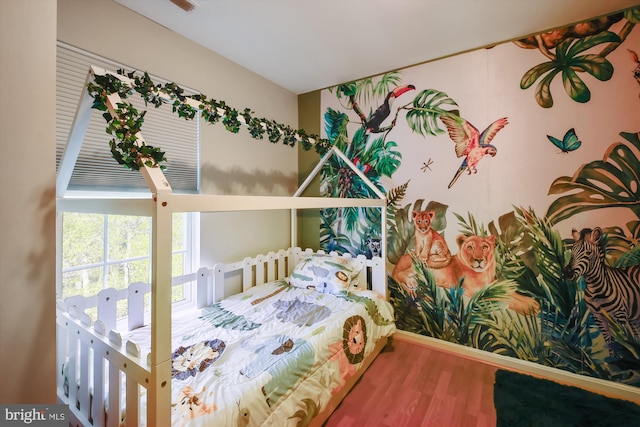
[566,227,640,355]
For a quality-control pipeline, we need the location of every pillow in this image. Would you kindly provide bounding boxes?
[289,253,362,295]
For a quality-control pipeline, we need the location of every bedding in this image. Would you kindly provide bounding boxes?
[121,278,395,426]
[289,253,363,294]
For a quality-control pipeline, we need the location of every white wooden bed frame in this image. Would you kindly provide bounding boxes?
[56,66,390,426]
[57,247,388,427]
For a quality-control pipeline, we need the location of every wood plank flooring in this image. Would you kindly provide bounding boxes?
[324,336,498,427]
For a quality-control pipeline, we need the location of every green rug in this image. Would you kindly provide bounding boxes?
[494,370,640,427]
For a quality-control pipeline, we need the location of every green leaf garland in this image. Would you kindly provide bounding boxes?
[87,69,332,170]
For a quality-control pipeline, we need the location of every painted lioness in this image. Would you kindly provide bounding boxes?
[393,233,539,314]
[431,234,539,314]
[430,234,496,296]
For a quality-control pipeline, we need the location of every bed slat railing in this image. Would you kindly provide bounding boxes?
[106,359,119,427]
[125,380,139,427]
[255,254,267,287]
[204,248,306,300]
[78,339,90,423]
[62,272,198,333]
[98,288,118,332]
[57,305,151,427]
[57,247,389,426]
[128,282,148,331]
[243,257,253,292]
[204,247,387,297]
[58,272,198,427]
[60,249,387,327]
[277,249,289,278]
[370,255,385,295]
[196,267,212,308]
[91,350,104,427]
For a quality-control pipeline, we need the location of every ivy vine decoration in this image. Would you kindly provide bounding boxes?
[87,69,331,171]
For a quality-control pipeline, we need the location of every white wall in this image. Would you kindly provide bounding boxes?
[0,0,57,403]
[56,0,300,265]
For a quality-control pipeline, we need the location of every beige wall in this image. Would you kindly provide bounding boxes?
[297,90,322,250]
[1,0,300,403]
[57,0,300,266]
[0,0,57,403]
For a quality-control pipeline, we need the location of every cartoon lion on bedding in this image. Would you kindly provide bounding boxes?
[392,224,539,315]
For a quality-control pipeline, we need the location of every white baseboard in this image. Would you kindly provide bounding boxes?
[393,330,640,405]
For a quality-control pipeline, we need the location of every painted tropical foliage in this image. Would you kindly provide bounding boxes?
[390,194,640,386]
[515,7,640,107]
[321,5,640,389]
[320,73,458,255]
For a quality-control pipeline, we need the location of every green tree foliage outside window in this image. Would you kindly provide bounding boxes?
[62,212,190,320]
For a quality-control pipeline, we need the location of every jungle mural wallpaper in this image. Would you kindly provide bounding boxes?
[319,6,640,388]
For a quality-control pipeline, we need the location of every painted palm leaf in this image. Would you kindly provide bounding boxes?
[356,72,403,107]
[488,211,533,282]
[570,54,615,79]
[387,203,414,264]
[534,69,560,108]
[329,72,403,109]
[360,134,402,178]
[616,246,640,268]
[513,206,577,316]
[417,274,511,346]
[473,302,546,361]
[319,211,356,254]
[521,62,557,89]
[323,107,350,148]
[626,6,640,23]
[547,132,640,225]
[559,31,621,59]
[520,31,619,108]
[454,211,489,237]
[562,67,591,103]
[602,221,640,266]
[405,89,459,137]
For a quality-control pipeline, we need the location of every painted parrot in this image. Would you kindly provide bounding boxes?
[440,114,509,188]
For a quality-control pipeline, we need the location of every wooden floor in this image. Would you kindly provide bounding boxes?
[324,337,498,427]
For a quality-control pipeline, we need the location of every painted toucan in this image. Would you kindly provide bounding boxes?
[364,84,415,133]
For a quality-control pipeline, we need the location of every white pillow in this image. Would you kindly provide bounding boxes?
[289,254,362,295]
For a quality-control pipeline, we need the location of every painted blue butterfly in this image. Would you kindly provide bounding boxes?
[547,128,581,153]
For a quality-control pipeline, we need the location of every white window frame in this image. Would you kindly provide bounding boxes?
[56,200,200,308]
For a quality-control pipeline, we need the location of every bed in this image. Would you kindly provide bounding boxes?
[57,248,395,427]
[56,67,394,426]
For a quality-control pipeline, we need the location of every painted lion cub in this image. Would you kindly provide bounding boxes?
[412,210,452,268]
[391,210,452,296]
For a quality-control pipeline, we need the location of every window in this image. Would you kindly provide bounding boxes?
[60,212,194,317]
[56,42,200,193]
[56,43,200,312]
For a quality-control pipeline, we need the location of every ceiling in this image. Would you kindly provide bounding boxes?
[114,0,640,94]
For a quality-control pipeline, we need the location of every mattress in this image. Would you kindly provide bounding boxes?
[123,279,396,426]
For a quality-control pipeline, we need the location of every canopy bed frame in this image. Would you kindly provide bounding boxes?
[56,67,393,426]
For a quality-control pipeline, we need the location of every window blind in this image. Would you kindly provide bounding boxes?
[56,42,199,193]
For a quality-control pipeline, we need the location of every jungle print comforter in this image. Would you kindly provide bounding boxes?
[125,279,396,427]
